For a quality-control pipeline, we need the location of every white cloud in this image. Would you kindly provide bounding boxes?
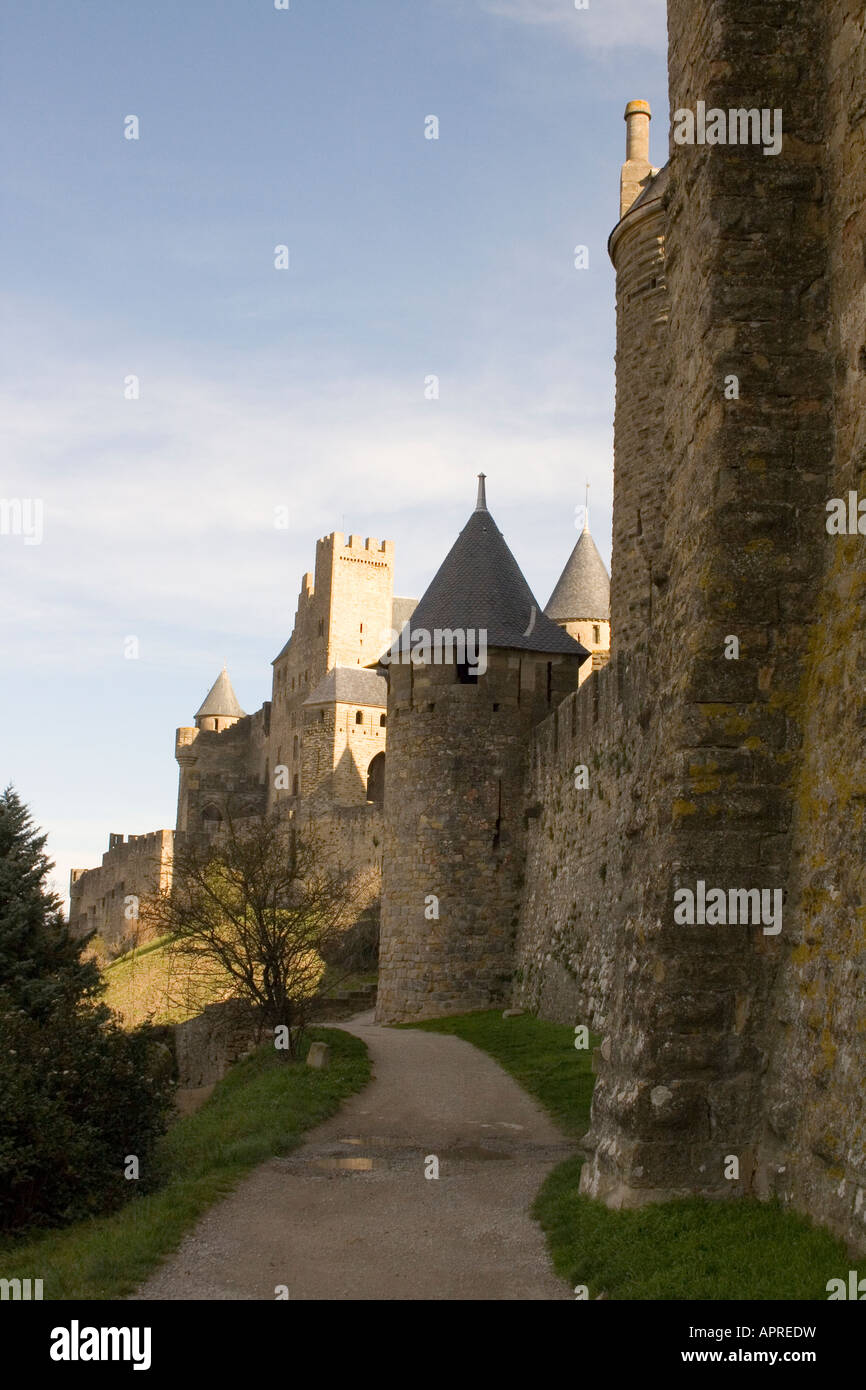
[0,319,613,674]
[478,0,667,51]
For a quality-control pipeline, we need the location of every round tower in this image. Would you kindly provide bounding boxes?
[608,100,670,657]
[375,478,589,1024]
[545,509,611,682]
[194,666,245,733]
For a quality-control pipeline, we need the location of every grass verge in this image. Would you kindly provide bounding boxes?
[409,1009,862,1300]
[0,1026,370,1300]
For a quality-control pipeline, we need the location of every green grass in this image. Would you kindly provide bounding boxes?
[408,1009,862,1300]
[100,935,230,1027]
[0,1027,370,1300]
[533,1160,863,1300]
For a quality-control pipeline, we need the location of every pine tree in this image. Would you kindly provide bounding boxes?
[0,785,101,1019]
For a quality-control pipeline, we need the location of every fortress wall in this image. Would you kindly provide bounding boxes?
[579,0,834,1209]
[69,829,174,957]
[759,0,866,1252]
[514,656,649,1031]
[292,803,383,908]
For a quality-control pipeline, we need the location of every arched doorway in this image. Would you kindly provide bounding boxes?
[366,752,385,807]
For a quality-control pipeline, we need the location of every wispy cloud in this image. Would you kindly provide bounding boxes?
[0,329,612,675]
[477,0,667,51]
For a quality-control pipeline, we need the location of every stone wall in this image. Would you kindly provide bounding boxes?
[562,0,864,1242]
[69,830,174,957]
[292,801,383,899]
[514,656,648,1030]
[757,0,866,1252]
[173,998,261,1088]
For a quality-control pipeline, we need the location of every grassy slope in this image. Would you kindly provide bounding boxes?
[0,1027,370,1300]
[101,936,229,1027]
[410,1010,862,1300]
[101,940,378,1028]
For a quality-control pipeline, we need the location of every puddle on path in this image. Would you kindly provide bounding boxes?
[312,1157,376,1171]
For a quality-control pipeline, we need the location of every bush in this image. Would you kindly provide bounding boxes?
[0,994,174,1235]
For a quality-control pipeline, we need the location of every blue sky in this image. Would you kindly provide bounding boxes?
[0,0,668,902]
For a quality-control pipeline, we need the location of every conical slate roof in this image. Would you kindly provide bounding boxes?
[545,520,610,623]
[195,666,245,720]
[390,478,589,660]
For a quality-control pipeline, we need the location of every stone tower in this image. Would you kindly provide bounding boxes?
[194,666,245,733]
[545,513,611,683]
[376,477,589,1023]
[608,100,669,658]
[579,0,852,1232]
[267,532,396,812]
[175,667,264,835]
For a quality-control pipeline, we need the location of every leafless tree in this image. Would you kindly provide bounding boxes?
[147,809,372,1056]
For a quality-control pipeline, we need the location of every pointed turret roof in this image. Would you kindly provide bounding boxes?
[195,666,246,720]
[389,478,589,659]
[545,516,610,623]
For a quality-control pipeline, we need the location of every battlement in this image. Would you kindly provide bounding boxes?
[314,532,395,570]
[69,826,174,886]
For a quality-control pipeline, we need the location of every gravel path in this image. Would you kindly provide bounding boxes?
[134,1011,575,1301]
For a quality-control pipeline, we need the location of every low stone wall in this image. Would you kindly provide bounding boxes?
[172,986,378,1087]
[173,999,261,1088]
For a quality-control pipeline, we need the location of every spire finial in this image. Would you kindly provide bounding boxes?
[475,473,487,511]
[584,482,590,532]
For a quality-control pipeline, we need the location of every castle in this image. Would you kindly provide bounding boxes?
[69,516,610,957]
[72,0,866,1258]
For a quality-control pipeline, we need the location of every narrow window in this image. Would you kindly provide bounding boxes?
[593,624,600,644]
[380,714,386,727]
[456,661,478,685]
[355,710,364,724]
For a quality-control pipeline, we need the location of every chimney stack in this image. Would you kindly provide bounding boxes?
[620,99,653,219]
